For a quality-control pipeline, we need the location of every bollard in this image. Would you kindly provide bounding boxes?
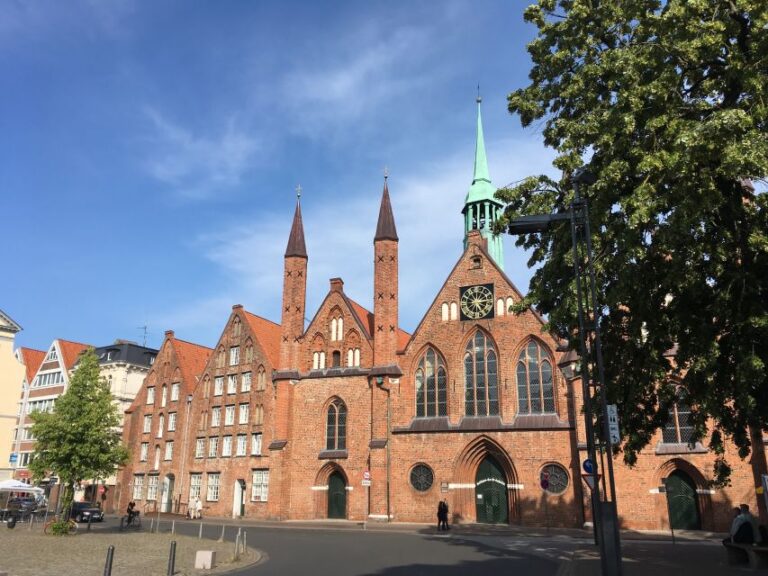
[233,533,241,561]
[103,545,115,576]
[198,521,203,539]
[149,518,154,533]
[218,524,225,542]
[119,516,125,531]
[243,530,247,553]
[88,514,93,532]
[171,520,176,534]
[167,540,176,576]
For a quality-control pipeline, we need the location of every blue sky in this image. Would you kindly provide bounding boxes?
[3,0,557,352]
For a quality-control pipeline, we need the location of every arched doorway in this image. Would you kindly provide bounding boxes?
[328,472,347,519]
[665,470,701,530]
[475,456,508,524]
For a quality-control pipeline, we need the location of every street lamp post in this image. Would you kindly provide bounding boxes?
[503,168,622,576]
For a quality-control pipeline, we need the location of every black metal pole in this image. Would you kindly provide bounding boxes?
[167,540,176,576]
[570,197,601,549]
[104,545,115,576]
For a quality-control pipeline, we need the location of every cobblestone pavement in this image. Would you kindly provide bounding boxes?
[0,520,258,576]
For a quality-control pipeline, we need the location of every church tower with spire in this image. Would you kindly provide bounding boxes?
[279,190,308,371]
[462,95,504,270]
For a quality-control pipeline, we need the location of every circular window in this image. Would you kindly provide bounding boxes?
[410,464,434,492]
[541,463,569,495]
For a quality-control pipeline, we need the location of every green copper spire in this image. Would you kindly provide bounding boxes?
[462,93,505,270]
[464,95,496,204]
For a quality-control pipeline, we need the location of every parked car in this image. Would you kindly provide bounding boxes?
[70,502,104,522]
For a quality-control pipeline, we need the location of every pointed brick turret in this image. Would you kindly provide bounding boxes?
[284,199,307,258]
[373,177,400,371]
[279,198,308,370]
[374,179,398,242]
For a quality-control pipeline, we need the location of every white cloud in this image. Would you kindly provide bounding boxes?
[143,108,260,200]
[161,135,557,336]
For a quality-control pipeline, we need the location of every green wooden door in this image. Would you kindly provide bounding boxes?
[666,471,701,530]
[328,472,346,519]
[475,457,508,524]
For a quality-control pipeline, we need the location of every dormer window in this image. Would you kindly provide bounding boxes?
[45,348,58,362]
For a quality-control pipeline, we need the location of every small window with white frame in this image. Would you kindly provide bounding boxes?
[251,469,269,502]
[225,405,235,426]
[222,435,232,457]
[227,374,237,394]
[241,372,252,392]
[171,382,180,402]
[189,473,202,500]
[143,414,152,434]
[208,436,219,458]
[207,473,221,501]
[214,377,224,396]
[251,433,262,456]
[147,387,155,404]
[239,403,249,424]
[140,442,148,461]
[168,412,177,432]
[229,346,240,366]
[132,475,144,500]
[211,406,221,427]
[147,475,159,501]
[157,414,164,438]
[164,441,173,461]
[195,438,205,458]
[236,434,247,456]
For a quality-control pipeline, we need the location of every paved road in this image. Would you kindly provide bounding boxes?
[166,522,560,576]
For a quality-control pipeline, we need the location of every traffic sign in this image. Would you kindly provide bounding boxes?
[582,459,595,474]
[362,470,371,486]
[582,473,602,491]
[607,404,620,445]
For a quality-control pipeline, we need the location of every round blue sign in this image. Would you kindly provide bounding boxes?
[582,459,595,474]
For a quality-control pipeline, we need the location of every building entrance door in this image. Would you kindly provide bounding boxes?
[161,475,174,513]
[232,479,246,518]
[475,456,508,524]
[328,472,346,519]
[666,471,701,530]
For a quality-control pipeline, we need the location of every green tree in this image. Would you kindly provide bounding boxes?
[30,348,129,520]
[497,0,768,506]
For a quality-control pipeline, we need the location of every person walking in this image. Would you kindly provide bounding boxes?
[436,500,449,531]
[194,496,203,519]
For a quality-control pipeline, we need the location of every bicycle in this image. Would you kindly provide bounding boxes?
[43,517,78,535]
[120,511,142,531]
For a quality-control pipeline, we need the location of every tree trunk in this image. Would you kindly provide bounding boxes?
[749,425,768,524]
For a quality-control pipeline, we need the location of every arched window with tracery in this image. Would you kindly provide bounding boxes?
[326,399,347,450]
[464,331,499,416]
[516,340,555,414]
[415,347,447,418]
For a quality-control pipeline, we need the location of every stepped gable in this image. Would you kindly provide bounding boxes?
[20,347,45,382]
[171,337,213,385]
[58,339,91,369]
[243,310,282,367]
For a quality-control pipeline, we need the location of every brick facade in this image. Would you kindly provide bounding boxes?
[119,186,763,531]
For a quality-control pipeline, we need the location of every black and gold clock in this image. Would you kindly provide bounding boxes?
[459,284,495,320]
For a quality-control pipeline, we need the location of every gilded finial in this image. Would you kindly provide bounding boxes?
[383,166,389,180]
[476,83,482,104]
[295,184,302,199]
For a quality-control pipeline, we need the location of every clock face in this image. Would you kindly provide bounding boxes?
[459,284,495,320]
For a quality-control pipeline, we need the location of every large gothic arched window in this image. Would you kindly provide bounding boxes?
[516,340,555,414]
[415,348,447,417]
[326,399,347,450]
[464,331,499,416]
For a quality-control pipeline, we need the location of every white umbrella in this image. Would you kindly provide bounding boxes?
[0,479,43,494]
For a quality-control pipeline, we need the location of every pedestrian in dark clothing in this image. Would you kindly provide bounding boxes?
[437,500,449,531]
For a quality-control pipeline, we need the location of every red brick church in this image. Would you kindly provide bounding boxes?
[119,101,761,531]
